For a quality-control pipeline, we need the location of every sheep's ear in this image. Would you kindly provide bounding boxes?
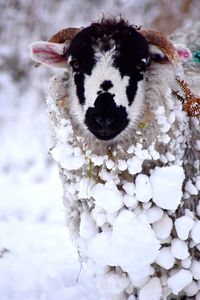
[149,44,192,64]
[28,41,69,68]
[174,43,192,63]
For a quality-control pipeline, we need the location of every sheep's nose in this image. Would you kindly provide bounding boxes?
[95,116,115,128]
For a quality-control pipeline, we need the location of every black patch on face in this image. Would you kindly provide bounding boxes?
[126,72,144,106]
[74,73,85,104]
[85,92,129,140]
[68,18,150,112]
[100,80,113,91]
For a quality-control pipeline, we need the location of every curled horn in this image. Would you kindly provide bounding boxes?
[139,29,200,118]
[48,28,82,43]
[139,29,180,68]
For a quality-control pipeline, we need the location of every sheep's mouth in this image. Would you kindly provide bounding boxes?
[86,120,129,141]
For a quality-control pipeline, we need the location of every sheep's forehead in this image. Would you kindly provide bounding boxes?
[68,26,149,76]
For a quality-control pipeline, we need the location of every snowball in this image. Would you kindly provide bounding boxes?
[135,174,153,203]
[91,182,123,214]
[127,157,143,175]
[153,213,173,240]
[88,231,111,267]
[191,221,200,244]
[106,160,115,170]
[171,238,189,260]
[175,216,194,241]
[89,211,160,281]
[92,209,106,227]
[156,247,175,270]
[183,280,198,297]
[139,277,162,300]
[185,179,198,195]
[98,272,129,295]
[181,257,191,269]
[123,182,135,196]
[123,194,138,209]
[190,260,200,280]
[167,270,193,295]
[111,211,160,280]
[51,145,84,170]
[150,166,185,210]
[118,160,127,171]
[146,207,163,224]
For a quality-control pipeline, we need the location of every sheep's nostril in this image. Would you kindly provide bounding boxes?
[95,116,115,128]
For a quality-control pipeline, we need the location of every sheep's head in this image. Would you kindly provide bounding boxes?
[29,18,196,142]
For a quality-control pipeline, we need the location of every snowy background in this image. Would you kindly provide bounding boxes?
[1,1,200,299]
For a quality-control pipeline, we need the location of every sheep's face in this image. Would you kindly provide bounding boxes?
[67,21,150,141]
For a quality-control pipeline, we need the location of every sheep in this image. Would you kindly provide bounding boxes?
[29,18,200,300]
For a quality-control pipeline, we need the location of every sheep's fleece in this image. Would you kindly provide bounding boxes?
[47,22,200,300]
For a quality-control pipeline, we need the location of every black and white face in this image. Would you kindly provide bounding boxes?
[67,20,150,141]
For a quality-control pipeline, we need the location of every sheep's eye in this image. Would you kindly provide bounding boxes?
[71,59,79,71]
[136,58,150,71]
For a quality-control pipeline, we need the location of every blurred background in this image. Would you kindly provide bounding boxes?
[0,0,199,299]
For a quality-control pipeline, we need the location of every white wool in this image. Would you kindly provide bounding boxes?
[146,207,163,224]
[88,211,160,281]
[139,277,162,300]
[191,221,200,244]
[171,238,189,260]
[190,261,200,280]
[175,216,195,240]
[156,247,175,270]
[167,270,193,295]
[135,174,153,203]
[91,181,123,214]
[150,166,185,210]
[153,213,173,240]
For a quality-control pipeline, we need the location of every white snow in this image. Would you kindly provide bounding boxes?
[79,211,97,239]
[150,166,185,210]
[97,272,129,296]
[167,270,193,295]
[175,216,195,240]
[139,277,162,300]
